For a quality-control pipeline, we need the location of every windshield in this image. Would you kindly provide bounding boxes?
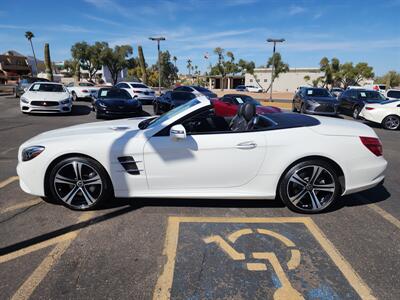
[130,83,148,88]
[305,88,332,97]
[140,99,200,129]
[192,86,211,93]
[29,83,65,92]
[232,96,260,105]
[358,91,386,100]
[98,89,132,100]
[79,83,94,87]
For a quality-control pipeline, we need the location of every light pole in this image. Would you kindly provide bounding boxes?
[267,38,285,102]
[149,36,166,95]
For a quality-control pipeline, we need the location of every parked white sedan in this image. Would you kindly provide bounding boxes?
[360,100,400,130]
[20,82,72,114]
[246,85,263,92]
[17,97,387,213]
[66,82,100,101]
[115,82,155,104]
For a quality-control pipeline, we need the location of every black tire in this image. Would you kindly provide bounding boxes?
[292,101,298,112]
[96,113,102,119]
[382,115,400,130]
[300,103,306,114]
[352,106,360,119]
[279,160,340,214]
[48,156,112,210]
[153,102,160,115]
[72,92,77,102]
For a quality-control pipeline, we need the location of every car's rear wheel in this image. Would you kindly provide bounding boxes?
[382,115,400,130]
[48,156,112,210]
[352,106,360,119]
[153,102,159,115]
[279,160,340,213]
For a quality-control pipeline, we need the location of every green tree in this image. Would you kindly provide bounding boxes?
[100,44,133,85]
[375,71,400,88]
[338,62,374,88]
[186,59,192,75]
[71,41,107,80]
[265,52,289,92]
[137,45,147,84]
[25,31,38,75]
[159,50,178,87]
[319,57,341,88]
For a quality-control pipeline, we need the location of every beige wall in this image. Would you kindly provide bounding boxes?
[245,68,324,93]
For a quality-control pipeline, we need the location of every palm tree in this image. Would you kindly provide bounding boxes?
[186,59,192,76]
[25,31,38,75]
[173,56,177,68]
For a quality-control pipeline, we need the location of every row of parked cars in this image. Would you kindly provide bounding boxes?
[292,86,400,130]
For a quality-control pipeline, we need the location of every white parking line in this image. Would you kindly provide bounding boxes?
[0,176,18,189]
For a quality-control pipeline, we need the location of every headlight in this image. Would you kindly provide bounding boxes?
[22,146,45,161]
[97,101,107,108]
[60,98,70,104]
[21,97,29,104]
[307,99,319,105]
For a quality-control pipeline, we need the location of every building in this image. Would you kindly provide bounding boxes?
[0,51,31,83]
[245,67,324,92]
[206,74,245,90]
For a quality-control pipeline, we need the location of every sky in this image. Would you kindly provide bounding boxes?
[0,0,399,75]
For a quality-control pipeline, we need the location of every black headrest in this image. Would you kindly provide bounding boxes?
[237,104,246,117]
[242,102,257,121]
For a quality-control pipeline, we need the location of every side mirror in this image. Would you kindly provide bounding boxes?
[170,124,186,141]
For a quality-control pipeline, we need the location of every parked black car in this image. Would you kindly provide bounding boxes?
[153,91,196,114]
[173,85,217,99]
[338,89,387,119]
[292,87,339,116]
[92,87,143,119]
[235,85,246,91]
[15,76,50,97]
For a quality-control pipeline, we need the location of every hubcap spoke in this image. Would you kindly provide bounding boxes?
[61,186,80,204]
[83,174,102,185]
[313,183,335,193]
[72,161,83,181]
[309,190,322,209]
[80,187,96,205]
[54,174,76,185]
[289,188,308,205]
[289,173,308,187]
[310,166,323,184]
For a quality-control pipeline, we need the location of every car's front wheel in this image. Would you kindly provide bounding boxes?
[382,115,400,130]
[292,101,298,112]
[48,156,112,210]
[352,106,360,119]
[71,92,77,101]
[279,160,340,213]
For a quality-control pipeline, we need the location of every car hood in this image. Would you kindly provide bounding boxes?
[305,97,338,103]
[23,91,70,101]
[97,99,140,106]
[23,117,152,145]
[310,116,377,137]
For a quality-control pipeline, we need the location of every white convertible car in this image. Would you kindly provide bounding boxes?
[17,97,387,213]
[359,100,400,130]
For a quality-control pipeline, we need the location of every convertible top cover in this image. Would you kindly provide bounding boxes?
[262,112,320,130]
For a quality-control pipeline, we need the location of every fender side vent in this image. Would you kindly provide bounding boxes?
[118,156,140,175]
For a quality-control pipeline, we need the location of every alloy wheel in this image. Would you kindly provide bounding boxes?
[353,107,359,119]
[384,116,400,130]
[286,165,336,212]
[53,161,103,209]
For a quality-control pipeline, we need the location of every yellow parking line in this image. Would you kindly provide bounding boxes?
[9,212,95,300]
[0,198,42,215]
[0,176,19,189]
[368,204,400,230]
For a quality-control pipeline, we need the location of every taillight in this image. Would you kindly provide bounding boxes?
[365,107,375,110]
[360,136,382,156]
[82,89,89,93]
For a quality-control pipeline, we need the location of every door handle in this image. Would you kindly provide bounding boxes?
[236,141,257,149]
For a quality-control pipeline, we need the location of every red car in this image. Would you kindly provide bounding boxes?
[213,94,282,117]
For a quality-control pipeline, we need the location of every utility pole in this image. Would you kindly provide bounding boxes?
[267,38,285,102]
[149,37,166,95]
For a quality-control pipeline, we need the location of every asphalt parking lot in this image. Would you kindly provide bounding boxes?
[0,94,399,300]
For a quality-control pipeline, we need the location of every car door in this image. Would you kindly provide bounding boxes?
[340,90,353,112]
[116,83,132,97]
[143,109,267,190]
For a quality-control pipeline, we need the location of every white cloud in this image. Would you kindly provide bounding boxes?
[82,14,122,26]
[224,0,258,6]
[288,5,306,16]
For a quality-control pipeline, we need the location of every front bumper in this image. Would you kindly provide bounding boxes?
[20,102,72,113]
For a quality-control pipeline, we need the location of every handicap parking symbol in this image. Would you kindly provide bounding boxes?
[153,217,375,300]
